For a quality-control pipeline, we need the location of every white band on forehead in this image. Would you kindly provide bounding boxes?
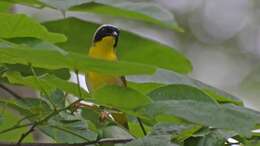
[92,24,120,42]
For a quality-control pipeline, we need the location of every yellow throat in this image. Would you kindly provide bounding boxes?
[88,36,117,61]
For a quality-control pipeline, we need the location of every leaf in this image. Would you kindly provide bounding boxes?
[71,1,182,31]
[0,1,12,12]
[6,64,71,80]
[0,13,66,43]
[0,40,156,75]
[128,69,242,105]
[121,135,179,146]
[4,71,90,99]
[0,109,33,142]
[141,100,257,137]
[93,85,152,110]
[102,125,134,139]
[0,98,52,121]
[39,0,91,10]
[196,130,226,146]
[148,84,217,104]
[39,118,97,143]
[173,125,202,143]
[43,17,192,74]
[128,82,165,95]
[202,88,242,105]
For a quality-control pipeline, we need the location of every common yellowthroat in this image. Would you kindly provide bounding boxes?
[85,24,128,128]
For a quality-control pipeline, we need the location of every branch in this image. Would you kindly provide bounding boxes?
[16,100,81,144]
[1,138,133,146]
[137,117,147,136]
[0,84,24,100]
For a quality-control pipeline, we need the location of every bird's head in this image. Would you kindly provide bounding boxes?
[93,24,120,48]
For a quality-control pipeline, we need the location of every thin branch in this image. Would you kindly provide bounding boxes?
[16,100,80,144]
[137,117,147,136]
[29,64,56,109]
[0,84,24,100]
[74,70,82,99]
[0,123,34,135]
[1,138,133,146]
[17,124,37,144]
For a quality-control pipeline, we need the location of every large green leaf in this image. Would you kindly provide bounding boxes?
[44,17,192,74]
[128,69,242,105]
[4,71,90,99]
[94,85,152,110]
[148,84,217,104]
[71,0,182,31]
[0,40,156,75]
[141,100,257,137]
[0,13,66,43]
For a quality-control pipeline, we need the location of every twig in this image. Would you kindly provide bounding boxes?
[137,117,147,136]
[0,84,24,100]
[16,100,80,144]
[29,64,56,109]
[74,70,82,99]
[1,138,133,146]
[17,124,37,144]
[0,123,34,135]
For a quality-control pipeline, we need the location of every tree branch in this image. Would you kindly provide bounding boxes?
[1,138,133,146]
[0,84,24,100]
[137,117,147,136]
[15,99,81,144]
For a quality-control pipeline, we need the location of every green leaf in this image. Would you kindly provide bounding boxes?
[4,71,90,99]
[0,109,33,142]
[128,82,165,95]
[150,122,201,142]
[121,135,179,146]
[173,125,202,143]
[0,98,52,121]
[0,13,66,43]
[43,17,192,74]
[39,0,91,10]
[102,125,134,139]
[5,64,71,80]
[196,130,226,146]
[0,1,12,12]
[129,69,242,105]
[202,88,242,105]
[141,100,257,137]
[94,85,152,110]
[40,118,97,143]
[71,1,182,32]
[0,40,156,75]
[148,84,217,104]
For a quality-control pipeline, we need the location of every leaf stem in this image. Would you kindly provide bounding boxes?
[137,117,147,136]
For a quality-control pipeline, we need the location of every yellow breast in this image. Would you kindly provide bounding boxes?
[86,36,122,91]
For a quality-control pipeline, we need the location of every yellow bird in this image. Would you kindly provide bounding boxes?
[85,24,128,128]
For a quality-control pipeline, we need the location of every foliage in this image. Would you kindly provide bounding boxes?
[0,1,259,146]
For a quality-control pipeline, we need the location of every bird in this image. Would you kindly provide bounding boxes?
[85,24,128,129]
